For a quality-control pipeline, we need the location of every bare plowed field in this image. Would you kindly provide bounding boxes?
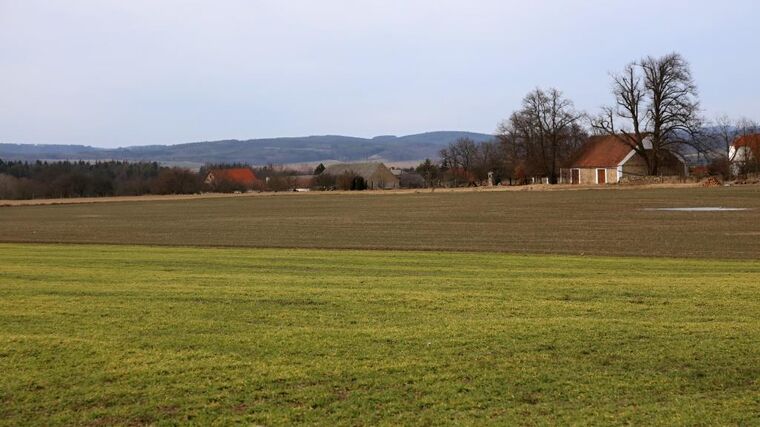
[1,186,758,258]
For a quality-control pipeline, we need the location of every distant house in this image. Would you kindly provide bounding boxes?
[321,162,400,190]
[729,134,760,175]
[561,136,688,184]
[204,168,258,189]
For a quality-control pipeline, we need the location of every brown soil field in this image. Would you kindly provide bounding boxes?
[1,185,758,259]
[0,182,705,207]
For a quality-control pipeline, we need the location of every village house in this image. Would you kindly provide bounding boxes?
[561,135,688,184]
[203,167,258,189]
[321,162,399,189]
[729,134,760,175]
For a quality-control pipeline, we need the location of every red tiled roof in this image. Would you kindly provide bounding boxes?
[733,134,760,152]
[569,135,635,168]
[209,168,257,186]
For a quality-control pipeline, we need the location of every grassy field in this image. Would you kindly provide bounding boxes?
[1,243,759,425]
[1,186,759,258]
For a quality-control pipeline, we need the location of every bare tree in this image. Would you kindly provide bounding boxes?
[704,114,739,178]
[497,88,585,183]
[712,115,738,162]
[472,140,504,183]
[736,118,759,138]
[440,138,478,172]
[437,138,512,186]
[440,138,479,185]
[593,53,703,175]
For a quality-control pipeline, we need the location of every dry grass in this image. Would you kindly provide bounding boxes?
[1,186,758,258]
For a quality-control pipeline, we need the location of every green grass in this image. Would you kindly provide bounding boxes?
[1,243,759,425]
[2,186,760,258]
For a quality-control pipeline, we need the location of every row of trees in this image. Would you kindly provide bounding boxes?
[0,160,318,200]
[0,160,402,199]
[424,52,759,186]
[0,160,202,199]
[0,161,319,199]
[497,88,586,184]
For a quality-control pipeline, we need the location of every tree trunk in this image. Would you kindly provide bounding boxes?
[649,152,659,175]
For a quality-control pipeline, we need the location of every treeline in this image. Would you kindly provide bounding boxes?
[0,160,203,199]
[0,160,334,200]
[0,160,323,200]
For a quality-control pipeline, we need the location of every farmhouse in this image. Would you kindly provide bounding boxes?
[204,168,258,188]
[561,136,688,184]
[321,162,399,189]
[729,134,760,174]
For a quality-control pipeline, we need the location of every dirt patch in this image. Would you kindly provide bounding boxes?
[231,403,249,414]
[157,404,180,415]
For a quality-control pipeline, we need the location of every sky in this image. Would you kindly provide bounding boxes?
[1,0,759,148]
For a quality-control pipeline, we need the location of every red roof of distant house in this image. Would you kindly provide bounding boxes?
[733,134,760,151]
[209,168,257,186]
[569,135,635,168]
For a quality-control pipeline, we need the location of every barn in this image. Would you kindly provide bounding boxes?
[321,162,399,189]
[561,136,688,184]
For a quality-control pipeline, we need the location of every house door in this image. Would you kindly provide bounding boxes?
[597,169,606,184]
[571,169,580,184]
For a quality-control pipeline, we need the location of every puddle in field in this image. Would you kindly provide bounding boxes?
[642,207,750,212]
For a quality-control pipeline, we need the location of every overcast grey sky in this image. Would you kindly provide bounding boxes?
[1,0,759,147]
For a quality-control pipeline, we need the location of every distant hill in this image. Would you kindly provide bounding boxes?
[0,131,493,166]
